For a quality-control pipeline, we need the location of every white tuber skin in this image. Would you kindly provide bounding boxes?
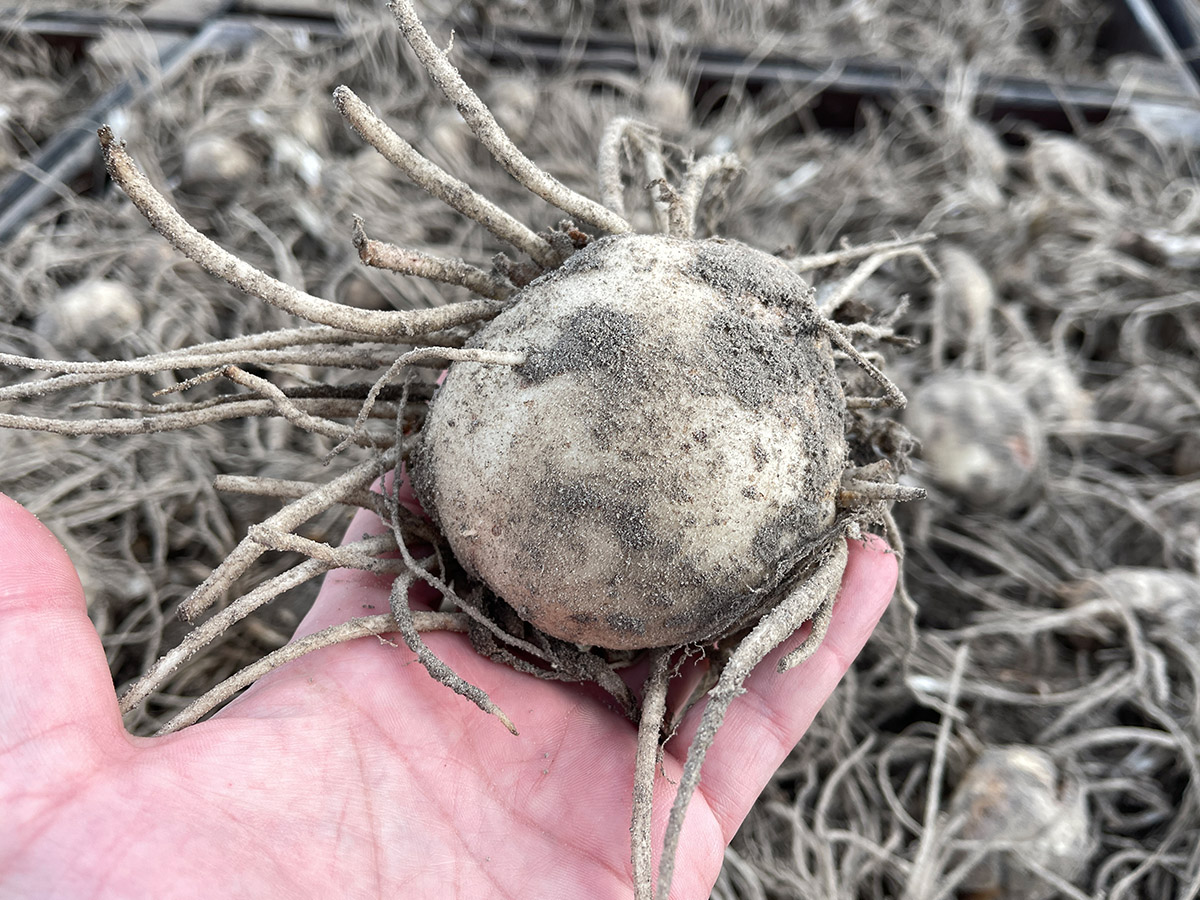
[905,371,1045,512]
[999,344,1093,430]
[1025,134,1112,204]
[641,77,693,132]
[181,133,259,199]
[1063,567,1200,644]
[35,279,142,350]
[415,233,848,649]
[929,244,994,369]
[947,746,1092,899]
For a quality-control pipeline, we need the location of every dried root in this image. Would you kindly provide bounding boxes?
[654,540,850,899]
[158,610,468,735]
[632,649,672,899]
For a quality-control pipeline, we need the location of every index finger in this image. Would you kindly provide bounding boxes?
[668,535,897,841]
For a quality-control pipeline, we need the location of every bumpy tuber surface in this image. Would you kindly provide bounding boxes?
[413,233,848,649]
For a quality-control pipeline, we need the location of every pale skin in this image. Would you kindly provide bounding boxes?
[0,486,896,899]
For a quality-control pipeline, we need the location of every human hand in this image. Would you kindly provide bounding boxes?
[0,484,896,899]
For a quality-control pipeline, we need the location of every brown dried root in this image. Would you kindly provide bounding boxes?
[386,0,632,236]
[598,116,745,239]
[98,126,506,337]
[463,599,639,720]
[598,117,676,233]
[633,648,673,900]
[376,477,521,734]
[177,445,403,622]
[385,567,517,735]
[353,216,516,300]
[0,328,413,403]
[334,85,559,267]
[120,530,401,714]
[127,453,521,733]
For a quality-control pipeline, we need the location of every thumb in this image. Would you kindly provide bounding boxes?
[0,493,122,749]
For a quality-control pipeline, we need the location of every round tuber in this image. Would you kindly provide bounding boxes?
[414,233,849,648]
[948,746,1092,900]
[905,371,1045,512]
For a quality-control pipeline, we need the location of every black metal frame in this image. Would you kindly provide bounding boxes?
[1,0,1197,244]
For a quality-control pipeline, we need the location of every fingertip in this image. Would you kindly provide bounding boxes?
[857,531,891,552]
[848,531,898,567]
[841,534,899,620]
[671,534,898,840]
[807,534,897,685]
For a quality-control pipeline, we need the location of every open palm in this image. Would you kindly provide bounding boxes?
[0,491,895,899]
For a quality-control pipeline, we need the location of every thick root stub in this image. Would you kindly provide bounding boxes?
[414,233,849,649]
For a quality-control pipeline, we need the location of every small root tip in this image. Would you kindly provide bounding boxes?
[97,124,115,147]
[331,85,358,121]
[777,636,819,673]
[116,688,136,715]
[495,708,519,735]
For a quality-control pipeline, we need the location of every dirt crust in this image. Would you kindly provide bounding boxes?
[414,233,848,648]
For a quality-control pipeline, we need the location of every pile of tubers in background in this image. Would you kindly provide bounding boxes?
[1,0,1198,896]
